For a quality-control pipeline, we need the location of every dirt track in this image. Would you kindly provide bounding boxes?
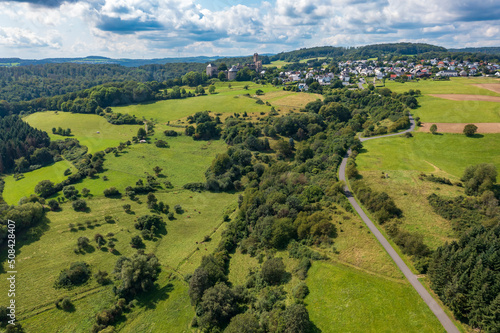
[429,94,500,102]
[420,123,500,133]
[473,83,500,94]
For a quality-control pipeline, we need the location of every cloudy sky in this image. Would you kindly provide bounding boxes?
[1,0,499,59]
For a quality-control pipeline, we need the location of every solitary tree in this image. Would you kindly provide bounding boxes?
[153,166,162,176]
[430,124,437,134]
[208,85,216,94]
[463,124,478,137]
[137,127,147,139]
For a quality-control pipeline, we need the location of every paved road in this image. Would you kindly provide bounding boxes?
[338,116,459,333]
[360,114,416,142]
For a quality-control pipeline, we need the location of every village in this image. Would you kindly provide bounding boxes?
[207,56,500,91]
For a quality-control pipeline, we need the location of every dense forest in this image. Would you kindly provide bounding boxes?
[270,43,447,62]
[270,43,500,63]
[0,115,51,173]
[0,62,206,103]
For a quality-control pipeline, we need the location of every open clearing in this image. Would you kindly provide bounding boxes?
[429,94,500,102]
[3,160,76,205]
[112,82,282,124]
[356,132,500,178]
[420,122,500,133]
[24,111,141,153]
[306,262,443,333]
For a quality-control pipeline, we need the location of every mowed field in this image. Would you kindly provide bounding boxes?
[384,77,500,96]
[413,95,500,123]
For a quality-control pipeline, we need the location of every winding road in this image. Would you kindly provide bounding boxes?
[338,115,460,333]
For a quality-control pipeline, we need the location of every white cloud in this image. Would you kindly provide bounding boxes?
[0,0,499,57]
[0,26,61,48]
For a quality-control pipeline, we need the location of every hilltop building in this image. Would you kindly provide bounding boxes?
[206,53,263,80]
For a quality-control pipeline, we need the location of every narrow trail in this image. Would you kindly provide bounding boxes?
[338,115,460,333]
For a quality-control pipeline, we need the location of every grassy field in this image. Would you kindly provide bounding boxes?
[112,82,280,124]
[306,261,445,333]
[3,160,76,205]
[356,133,500,178]
[413,95,500,123]
[24,111,141,153]
[0,189,235,332]
[263,60,291,68]
[72,134,227,198]
[356,133,500,249]
[384,77,500,96]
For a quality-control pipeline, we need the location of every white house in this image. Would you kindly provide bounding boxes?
[436,70,458,77]
[298,83,309,91]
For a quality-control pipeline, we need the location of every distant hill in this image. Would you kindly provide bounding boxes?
[0,55,223,67]
[448,47,500,55]
[270,43,447,62]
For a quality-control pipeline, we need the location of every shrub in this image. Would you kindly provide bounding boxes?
[63,185,79,200]
[55,262,91,288]
[164,130,178,137]
[293,282,310,299]
[463,124,478,137]
[72,199,87,212]
[174,204,183,214]
[48,199,60,211]
[130,235,144,248]
[103,187,120,197]
[155,140,169,148]
[94,270,110,285]
[261,257,286,285]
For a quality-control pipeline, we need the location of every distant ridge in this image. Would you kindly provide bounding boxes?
[448,47,500,55]
[0,55,225,67]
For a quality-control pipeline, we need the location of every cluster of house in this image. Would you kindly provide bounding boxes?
[286,58,500,91]
[337,58,500,80]
[206,54,500,92]
[206,53,263,80]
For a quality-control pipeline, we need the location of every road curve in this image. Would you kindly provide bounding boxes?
[338,116,459,333]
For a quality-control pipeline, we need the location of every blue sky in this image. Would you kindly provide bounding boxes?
[0,0,499,59]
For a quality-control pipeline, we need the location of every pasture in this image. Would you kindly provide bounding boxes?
[0,189,235,332]
[3,160,75,205]
[384,77,500,96]
[412,95,500,123]
[356,133,500,248]
[356,133,500,178]
[112,82,280,124]
[72,134,228,198]
[24,111,141,153]
[306,261,446,333]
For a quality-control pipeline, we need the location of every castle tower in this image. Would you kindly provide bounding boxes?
[253,53,258,63]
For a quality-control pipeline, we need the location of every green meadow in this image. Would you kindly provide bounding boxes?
[356,132,500,249]
[0,189,235,332]
[306,262,444,333]
[24,111,141,153]
[357,133,500,178]
[3,160,76,205]
[384,77,500,96]
[413,95,500,123]
[112,82,282,124]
